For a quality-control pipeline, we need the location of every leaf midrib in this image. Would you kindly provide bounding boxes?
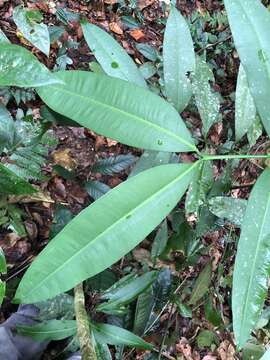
[20,162,198,300]
[238,193,270,341]
[39,83,196,152]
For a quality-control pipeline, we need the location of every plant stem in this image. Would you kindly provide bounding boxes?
[202,153,270,161]
[74,283,97,360]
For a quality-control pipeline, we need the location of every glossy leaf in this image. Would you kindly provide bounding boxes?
[235,64,257,141]
[189,262,212,305]
[232,168,270,348]
[260,346,270,360]
[151,220,168,261]
[13,5,50,56]
[0,163,36,195]
[92,323,153,349]
[0,44,62,87]
[163,6,195,112]
[37,71,197,153]
[81,21,146,88]
[185,160,213,214]
[133,286,154,335]
[209,196,247,227]
[0,247,7,274]
[97,271,158,312]
[192,57,220,136]
[17,320,77,341]
[247,116,263,147]
[224,0,270,136]
[15,162,197,303]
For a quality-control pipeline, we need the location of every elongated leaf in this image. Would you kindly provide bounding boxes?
[0,280,5,305]
[224,0,270,136]
[192,58,220,136]
[81,21,146,88]
[260,346,270,360]
[233,168,270,348]
[97,271,158,312]
[0,105,15,151]
[235,64,257,141]
[209,196,247,227]
[185,160,213,214]
[0,44,62,87]
[37,71,197,153]
[15,163,197,303]
[92,323,153,349]
[0,163,36,195]
[17,320,77,341]
[151,220,168,261]
[189,262,212,305]
[92,154,136,175]
[13,6,50,56]
[0,29,9,43]
[163,6,195,112]
[0,247,7,274]
[133,286,154,335]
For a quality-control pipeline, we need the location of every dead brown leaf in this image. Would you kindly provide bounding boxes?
[130,29,145,41]
[217,340,235,360]
[52,149,77,171]
[109,21,123,35]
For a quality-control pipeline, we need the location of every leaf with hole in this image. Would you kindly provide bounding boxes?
[81,21,146,88]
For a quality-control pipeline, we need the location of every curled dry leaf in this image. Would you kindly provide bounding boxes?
[130,29,145,41]
[109,22,123,35]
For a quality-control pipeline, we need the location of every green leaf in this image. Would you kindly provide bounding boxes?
[0,43,62,87]
[224,0,270,137]
[243,343,265,360]
[97,271,158,312]
[13,5,50,56]
[130,151,178,177]
[0,29,9,43]
[196,329,219,349]
[15,162,197,303]
[95,341,112,360]
[232,168,270,348]
[260,346,270,360]
[92,323,153,350]
[37,71,197,153]
[0,280,5,305]
[192,57,220,136]
[0,163,36,195]
[136,43,158,62]
[133,286,154,335]
[209,196,247,227]
[151,220,168,261]
[235,64,257,142]
[185,160,213,214]
[16,320,77,341]
[85,180,111,200]
[92,154,136,175]
[0,105,15,151]
[81,21,146,88]
[0,247,7,274]
[163,6,195,112]
[247,116,263,147]
[189,262,212,305]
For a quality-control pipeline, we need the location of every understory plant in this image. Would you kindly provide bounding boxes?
[1,0,270,356]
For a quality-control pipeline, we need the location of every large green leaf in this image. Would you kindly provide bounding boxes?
[37,71,197,153]
[92,323,153,349]
[0,163,36,195]
[163,6,195,112]
[81,21,146,88]
[260,346,270,360]
[0,44,62,87]
[15,162,197,303]
[224,0,270,136]
[13,6,50,56]
[235,64,257,141]
[17,320,77,341]
[0,29,9,43]
[232,168,270,348]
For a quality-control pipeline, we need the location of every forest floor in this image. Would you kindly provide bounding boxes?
[0,0,270,359]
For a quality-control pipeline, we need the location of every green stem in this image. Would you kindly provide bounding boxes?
[74,283,97,360]
[202,153,270,161]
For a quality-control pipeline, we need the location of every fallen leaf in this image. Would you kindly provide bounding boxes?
[106,137,118,147]
[137,0,155,10]
[217,340,235,360]
[130,29,145,41]
[52,149,77,171]
[109,22,123,35]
